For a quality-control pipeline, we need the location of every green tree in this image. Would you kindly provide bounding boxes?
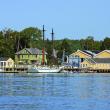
[100,37,110,50]
[84,36,94,50]
[20,27,42,49]
[57,38,72,59]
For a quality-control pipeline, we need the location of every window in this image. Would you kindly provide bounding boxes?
[21,55,23,58]
[18,55,20,59]
[83,64,85,67]
[1,62,3,66]
[4,62,6,66]
[81,58,84,62]
[8,62,10,66]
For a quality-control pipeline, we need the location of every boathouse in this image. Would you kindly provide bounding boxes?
[81,58,110,72]
[68,50,96,67]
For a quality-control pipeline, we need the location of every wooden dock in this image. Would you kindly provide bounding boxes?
[0,65,110,73]
[0,65,28,73]
[64,66,110,73]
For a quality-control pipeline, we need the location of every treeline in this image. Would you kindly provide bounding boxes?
[0,27,110,61]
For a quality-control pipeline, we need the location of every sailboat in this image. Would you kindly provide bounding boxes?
[28,65,63,73]
[28,26,63,73]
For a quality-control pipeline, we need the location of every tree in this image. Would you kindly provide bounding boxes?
[57,39,72,59]
[84,36,94,50]
[20,27,42,49]
[100,37,110,50]
[0,27,43,58]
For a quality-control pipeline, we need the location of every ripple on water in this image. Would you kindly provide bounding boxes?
[0,73,110,110]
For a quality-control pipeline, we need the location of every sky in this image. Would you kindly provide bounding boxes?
[0,0,110,40]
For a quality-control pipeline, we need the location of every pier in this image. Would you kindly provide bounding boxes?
[1,65,28,73]
[0,65,110,73]
[64,66,110,73]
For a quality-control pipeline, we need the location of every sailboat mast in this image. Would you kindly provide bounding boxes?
[42,25,45,65]
[51,28,54,50]
[43,25,45,43]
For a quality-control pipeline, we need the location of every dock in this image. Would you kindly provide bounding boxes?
[0,65,110,73]
[64,66,110,73]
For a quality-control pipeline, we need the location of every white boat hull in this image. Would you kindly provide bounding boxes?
[28,66,63,73]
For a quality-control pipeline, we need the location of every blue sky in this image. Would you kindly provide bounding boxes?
[0,0,110,40]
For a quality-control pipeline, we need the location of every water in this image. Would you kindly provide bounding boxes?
[0,73,110,110]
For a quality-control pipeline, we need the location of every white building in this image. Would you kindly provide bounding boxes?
[0,58,14,68]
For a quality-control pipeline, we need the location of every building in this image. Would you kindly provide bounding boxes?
[81,58,110,70]
[68,50,96,67]
[15,48,47,65]
[67,49,110,72]
[0,58,14,68]
[94,50,110,58]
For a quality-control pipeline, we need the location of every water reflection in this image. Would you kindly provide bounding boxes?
[0,73,110,110]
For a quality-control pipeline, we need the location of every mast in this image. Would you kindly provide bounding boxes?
[51,28,54,50]
[62,49,65,64]
[42,25,45,65]
[51,29,57,65]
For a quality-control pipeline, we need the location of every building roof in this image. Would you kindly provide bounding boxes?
[86,58,96,64]
[82,50,101,57]
[93,58,110,63]
[91,50,101,54]
[82,50,95,57]
[94,50,110,57]
[75,50,92,57]
[0,57,10,61]
[86,58,110,64]
[26,48,42,54]
[15,48,47,55]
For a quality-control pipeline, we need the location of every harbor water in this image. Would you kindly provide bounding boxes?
[0,73,110,110]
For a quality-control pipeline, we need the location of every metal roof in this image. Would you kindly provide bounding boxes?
[86,58,110,63]
[93,58,110,63]
[82,50,96,57]
[0,57,10,61]
[15,48,47,55]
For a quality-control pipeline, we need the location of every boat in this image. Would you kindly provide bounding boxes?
[28,25,64,73]
[28,66,63,73]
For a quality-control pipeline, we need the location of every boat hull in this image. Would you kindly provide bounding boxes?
[28,67,63,73]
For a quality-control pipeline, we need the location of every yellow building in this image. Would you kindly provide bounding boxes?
[71,50,92,58]
[80,58,95,69]
[81,58,110,70]
[94,50,110,58]
[68,50,96,67]
[15,48,47,65]
[69,50,110,70]
[0,58,14,68]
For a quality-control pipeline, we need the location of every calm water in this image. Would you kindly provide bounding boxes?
[0,73,110,110]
